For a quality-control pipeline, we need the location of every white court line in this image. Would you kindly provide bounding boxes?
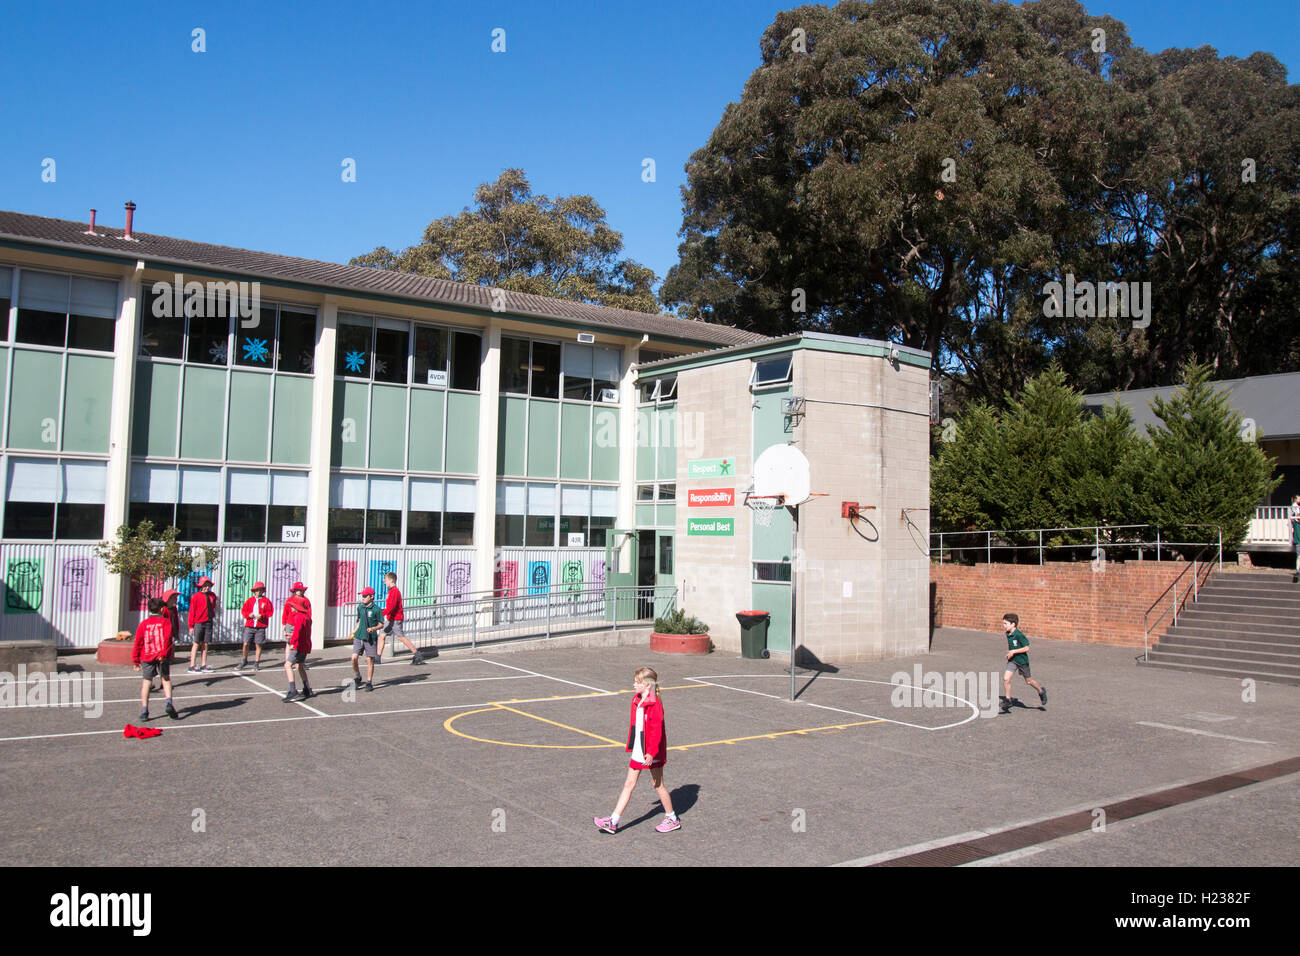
[479,658,611,695]
[235,672,327,717]
[1136,721,1273,745]
[2,689,277,708]
[85,657,505,681]
[686,675,980,731]
[0,700,501,743]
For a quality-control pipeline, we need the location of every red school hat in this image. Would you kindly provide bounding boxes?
[359,587,375,597]
[251,582,266,591]
[162,589,180,602]
[290,582,307,591]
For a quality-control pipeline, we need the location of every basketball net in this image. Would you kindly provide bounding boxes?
[747,496,783,527]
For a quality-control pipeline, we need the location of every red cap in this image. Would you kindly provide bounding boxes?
[198,576,213,587]
[290,582,307,591]
[360,587,375,597]
[162,589,180,602]
[251,581,266,591]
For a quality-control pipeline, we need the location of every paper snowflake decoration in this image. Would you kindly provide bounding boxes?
[242,338,270,363]
[344,350,367,373]
[208,342,228,363]
[373,358,387,376]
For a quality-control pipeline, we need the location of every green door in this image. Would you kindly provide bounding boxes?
[604,529,639,622]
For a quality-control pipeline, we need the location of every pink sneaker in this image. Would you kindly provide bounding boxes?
[594,816,617,834]
[655,817,681,833]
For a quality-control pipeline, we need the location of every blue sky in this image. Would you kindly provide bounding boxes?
[1,0,1294,289]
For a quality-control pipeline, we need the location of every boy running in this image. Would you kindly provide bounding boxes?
[351,587,384,693]
[282,582,314,702]
[377,571,426,665]
[187,576,217,674]
[236,582,274,671]
[999,613,1047,714]
[1290,494,1299,584]
[133,597,179,721]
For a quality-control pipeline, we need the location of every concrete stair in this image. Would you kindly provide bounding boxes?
[1139,571,1300,686]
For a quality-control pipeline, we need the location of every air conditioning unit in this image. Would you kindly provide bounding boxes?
[577,332,595,344]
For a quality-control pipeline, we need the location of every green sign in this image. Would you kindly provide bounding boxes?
[687,517,735,536]
[688,457,735,478]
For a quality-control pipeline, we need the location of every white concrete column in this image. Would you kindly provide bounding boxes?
[305,299,338,631]
[617,344,638,533]
[101,260,144,636]
[473,320,501,599]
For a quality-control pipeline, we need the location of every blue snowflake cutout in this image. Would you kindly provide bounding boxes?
[242,338,270,363]
[344,350,367,373]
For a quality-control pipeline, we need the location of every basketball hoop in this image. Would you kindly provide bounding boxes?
[746,495,783,526]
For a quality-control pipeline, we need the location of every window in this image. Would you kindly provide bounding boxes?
[268,471,309,542]
[563,344,594,401]
[0,267,12,333]
[443,481,476,545]
[277,310,316,373]
[373,322,409,384]
[526,483,556,546]
[753,561,792,583]
[531,342,560,398]
[327,474,366,544]
[659,535,674,575]
[225,470,268,542]
[15,272,117,351]
[3,459,103,539]
[750,355,793,388]
[128,463,224,540]
[500,337,529,394]
[451,331,481,390]
[407,478,443,545]
[594,347,620,403]
[186,307,230,365]
[495,481,526,546]
[560,486,590,546]
[658,483,675,502]
[366,476,403,544]
[637,375,676,404]
[414,326,449,387]
[336,316,372,377]
[590,486,617,548]
[234,307,277,368]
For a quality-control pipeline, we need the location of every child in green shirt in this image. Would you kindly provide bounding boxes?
[1000,612,1047,714]
[350,587,384,692]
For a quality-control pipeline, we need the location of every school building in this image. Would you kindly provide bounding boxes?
[0,205,932,661]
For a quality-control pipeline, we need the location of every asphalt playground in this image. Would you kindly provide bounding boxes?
[1,627,1297,867]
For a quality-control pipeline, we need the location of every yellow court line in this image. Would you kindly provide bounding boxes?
[670,719,885,750]
[487,683,712,706]
[492,703,624,745]
[443,707,619,749]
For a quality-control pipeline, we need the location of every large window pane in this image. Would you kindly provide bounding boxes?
[327,508,364,544]
[16,272,68,346]
[500,337,529,394]
[56,503,104,539]
[407,478,443,545]
[176,503,218,540]
[530,342,560,399]
[526,483,556,547]
[128,501,174,530]
[139,285,184,359]
[562,344,593,401]
[224,504,266,542]
[374,324,409,384]
[594,347,620,402]
[235,306,277,368]
[4,502,55,538]
[278,310,316,373]
[336,318,371,377]
[451,331,481,390]
[414,326,448,387]
[67,314,115,352]
[366,476,402,544]
[269,505,308,543]
[444,480,475,545]
[15,309,65,347]
[187,309,229,365]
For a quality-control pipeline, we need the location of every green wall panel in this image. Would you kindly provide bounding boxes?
[331,380,369,468]
[226,371,271,462]
[634,504,655,527]
[636,408,655,482]
[132,361,180,457]
[0,349,8,440]
[7,350,62,450]
[592,407,619,481]
[751,582,792,652]
[445,392,479,474]
[179,366,227,460]
[656,404,676,480]
[368,384,408,470]
[408,389,446,473]
[271,374,313,465]
[559,402,591,480]
[657,504,676,528]
[527,400,559,478]
[497,396,527,476]
[61,354,113,454]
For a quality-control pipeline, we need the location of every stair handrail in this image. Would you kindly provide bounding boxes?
[1143,546,1216,662]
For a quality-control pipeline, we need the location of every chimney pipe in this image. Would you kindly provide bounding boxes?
[123,201,136,240]
[84,209,98,236]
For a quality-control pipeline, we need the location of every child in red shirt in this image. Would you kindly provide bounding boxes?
[594,667,681,834]
[186,576,218,674]
[133,597,179,721]
[236,582,274,671]
[281,582,314,702]
[376,571,426,665]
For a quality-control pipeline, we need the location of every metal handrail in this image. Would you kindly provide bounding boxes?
[1142,547,1216,662]
[933,523,1223,570]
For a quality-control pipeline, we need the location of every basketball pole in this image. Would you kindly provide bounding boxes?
[789,499,797,702]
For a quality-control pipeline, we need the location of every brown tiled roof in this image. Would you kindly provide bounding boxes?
[0,210,767,349]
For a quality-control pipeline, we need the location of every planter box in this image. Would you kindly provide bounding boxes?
[649,632,711,655]
[96,640,174,668]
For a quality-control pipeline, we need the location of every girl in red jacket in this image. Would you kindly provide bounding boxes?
[594,667,681,834]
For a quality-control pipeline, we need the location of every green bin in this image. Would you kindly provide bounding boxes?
[736,610,770,659]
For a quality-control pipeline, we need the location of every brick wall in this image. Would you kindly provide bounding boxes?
[931,561,1194,646]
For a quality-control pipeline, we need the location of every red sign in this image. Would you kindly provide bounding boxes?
[687,487,735,507]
